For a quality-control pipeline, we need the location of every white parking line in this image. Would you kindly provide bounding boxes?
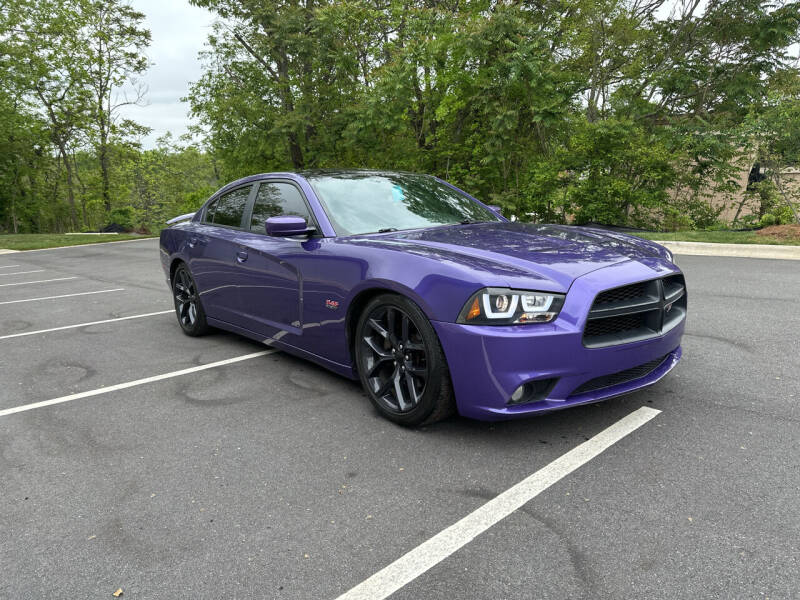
[0,265,22,269]
[0,277,77,288]
[336,406,661,600]
[0,289,124,305]
[0,350,276,418]
[0,310,173,340]
[0,270,45,277]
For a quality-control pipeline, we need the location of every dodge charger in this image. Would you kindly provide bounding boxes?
[160,170,686,425]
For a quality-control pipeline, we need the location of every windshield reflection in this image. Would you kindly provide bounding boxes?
[307,172,500,236]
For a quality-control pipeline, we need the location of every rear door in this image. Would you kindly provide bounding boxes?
[234,180,319,338]
[189,184,255,326]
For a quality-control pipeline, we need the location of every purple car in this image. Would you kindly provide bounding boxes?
[160,170,685,425]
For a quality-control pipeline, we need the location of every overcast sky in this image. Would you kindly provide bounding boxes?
[119,0,214,148]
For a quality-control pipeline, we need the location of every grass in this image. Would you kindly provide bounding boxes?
[632,229,800,245]
[0,233,157,251]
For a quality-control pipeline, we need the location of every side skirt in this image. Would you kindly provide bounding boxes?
[206,316,358,380]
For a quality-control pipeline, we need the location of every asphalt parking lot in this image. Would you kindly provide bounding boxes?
[1,238,798,599]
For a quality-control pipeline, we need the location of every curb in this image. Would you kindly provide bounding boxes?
[0,237,155,253]
[655,240,800,261]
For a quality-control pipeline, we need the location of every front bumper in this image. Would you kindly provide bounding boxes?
[432,262,685,420]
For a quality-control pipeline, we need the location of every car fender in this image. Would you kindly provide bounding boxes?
[160,226,196,284]
[345,278,439,323]
[330,238,519,324]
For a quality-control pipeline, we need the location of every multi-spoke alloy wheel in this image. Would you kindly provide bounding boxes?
[172,264,210,336]
[361,305,428,413]
[355,294,455,426]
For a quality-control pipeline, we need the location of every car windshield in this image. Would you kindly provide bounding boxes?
[306,173,500,236]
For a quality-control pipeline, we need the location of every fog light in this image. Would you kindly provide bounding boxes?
[511,385,526,402]
[507,378,559,406]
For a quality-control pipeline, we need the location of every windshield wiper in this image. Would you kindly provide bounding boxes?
[377,227,398,233]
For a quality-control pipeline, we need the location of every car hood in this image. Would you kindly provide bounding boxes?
[370,223,670,290]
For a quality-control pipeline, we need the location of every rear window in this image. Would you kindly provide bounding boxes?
[208,186,250,228]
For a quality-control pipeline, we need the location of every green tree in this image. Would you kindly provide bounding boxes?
[5,0,95,228]
[1,0,153,231]
[745,84,800,224]
[117,134,220,232]
[83,0,151,214]
[187,0,383,176]
[6,0,800,234]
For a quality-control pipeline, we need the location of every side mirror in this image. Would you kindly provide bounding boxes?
[265,215,312,237]
[487,205,502,214]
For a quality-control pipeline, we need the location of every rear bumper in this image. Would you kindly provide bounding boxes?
[432,262,685,420]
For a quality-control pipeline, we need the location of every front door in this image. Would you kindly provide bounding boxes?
[235,180,318,338]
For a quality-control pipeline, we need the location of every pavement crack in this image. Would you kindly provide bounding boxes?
[684,331,755,353]
[519,506,605,600]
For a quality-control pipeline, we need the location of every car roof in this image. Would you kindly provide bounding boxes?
[214,169,431,198]
[297,168,426,178]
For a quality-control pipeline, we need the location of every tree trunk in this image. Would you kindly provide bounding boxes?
[287,132,304,169]
[100,127,111,214]
[587,86,599,123]
[731,196,748,225]
[10,164,20,233]
[10,195,18,233]
[276,56,304,169]
[72,151,89,227]
[57,144,79,230]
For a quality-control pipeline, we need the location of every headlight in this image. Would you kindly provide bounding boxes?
[457,288,565,325]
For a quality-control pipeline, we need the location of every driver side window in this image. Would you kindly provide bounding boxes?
[250,182,313,233]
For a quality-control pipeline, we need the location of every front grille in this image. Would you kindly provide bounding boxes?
[584,313,647,338]
[583,275,687,348]
[594,282,648,305]
[570,354,669,396]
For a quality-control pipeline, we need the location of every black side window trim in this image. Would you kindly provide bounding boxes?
[243,179,320,236]
[201,184,256,230]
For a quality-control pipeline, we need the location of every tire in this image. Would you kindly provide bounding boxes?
[355,293,455,426]
[172,263,211,337]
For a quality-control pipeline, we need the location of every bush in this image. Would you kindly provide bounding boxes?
[773,203,797,225]
[560,119,677,229]
[661,207,694,231]
[759,213,778,227]
[106,206,138,231]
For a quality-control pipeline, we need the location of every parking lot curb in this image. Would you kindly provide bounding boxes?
[1,237,156,253]
[655,240,800,260]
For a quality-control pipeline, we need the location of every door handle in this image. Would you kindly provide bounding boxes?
[236,250,249,263]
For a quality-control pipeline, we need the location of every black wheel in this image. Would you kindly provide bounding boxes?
[172,263,210,336]
[355,294,455,426]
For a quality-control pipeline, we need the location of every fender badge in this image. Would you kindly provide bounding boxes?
[325,299,340,311]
